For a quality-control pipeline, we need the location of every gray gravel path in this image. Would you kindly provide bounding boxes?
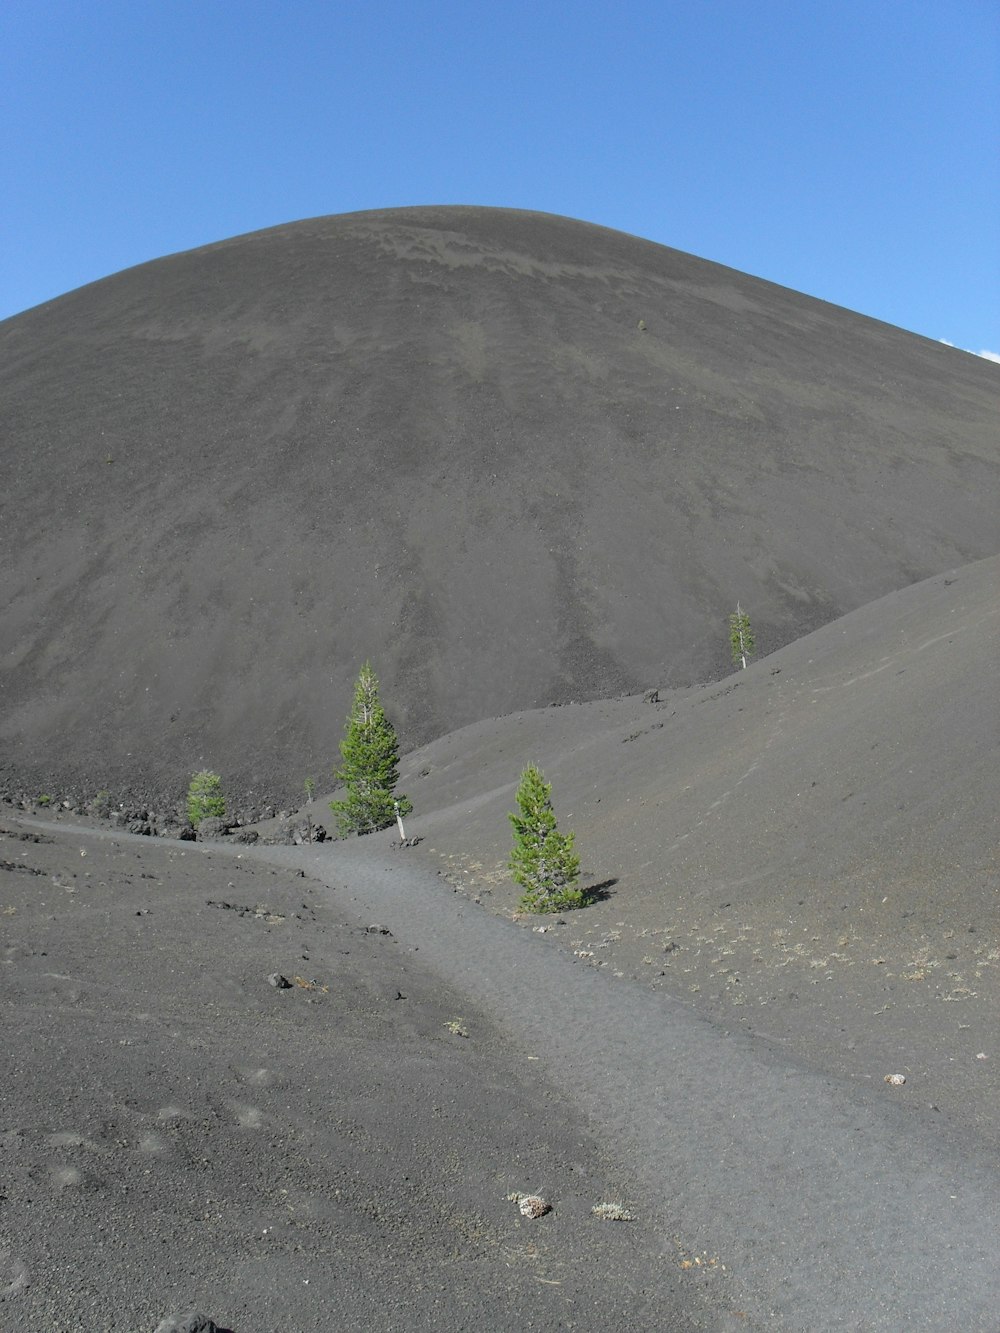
[264,837,1000,1332]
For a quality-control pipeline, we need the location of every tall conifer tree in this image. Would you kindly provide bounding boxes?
[508,764,585,913]
[330,663,411,835]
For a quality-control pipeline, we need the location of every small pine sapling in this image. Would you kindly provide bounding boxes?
[508,765,585,913]
[330,662,411,836]
[729,603,755,669]
[187,770,225,828]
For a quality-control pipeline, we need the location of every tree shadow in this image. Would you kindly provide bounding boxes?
[583,877,618,904]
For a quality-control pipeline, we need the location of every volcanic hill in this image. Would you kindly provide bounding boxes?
[1,206,997,802]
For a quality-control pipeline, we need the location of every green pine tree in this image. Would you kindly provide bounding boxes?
[508,764,585,913]
[729,603,755,669]
[187,770,225,828]
[330,662,411,836]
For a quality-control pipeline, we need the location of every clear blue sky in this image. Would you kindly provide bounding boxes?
[3,1,998,357]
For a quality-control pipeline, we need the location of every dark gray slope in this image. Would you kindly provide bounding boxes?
[398,553,999,910]
[2,206,997,800]
[387,554,1000,1151]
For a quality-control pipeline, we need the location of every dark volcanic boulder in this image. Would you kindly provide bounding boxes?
[153,1313,218,1333]
[194,817,229,840]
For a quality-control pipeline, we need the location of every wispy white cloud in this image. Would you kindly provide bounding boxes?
[938,338,1000,364]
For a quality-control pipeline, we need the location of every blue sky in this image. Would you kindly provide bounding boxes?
[3,1,998,357]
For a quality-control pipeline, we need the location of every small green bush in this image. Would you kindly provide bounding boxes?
[91,790,113,818]
[187,770,225,828]
[729,603,755,669]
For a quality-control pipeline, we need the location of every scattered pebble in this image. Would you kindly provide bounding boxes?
[0,1247,29,1297]
[884,1073,906,1086]
[267,973,292,989]
[516,1194,550,1218]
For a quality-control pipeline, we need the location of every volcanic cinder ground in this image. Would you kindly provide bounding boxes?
[2,206,997,801]
[2,208,999,1331]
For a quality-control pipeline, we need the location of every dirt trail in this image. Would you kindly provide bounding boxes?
[263,836,1000,1331]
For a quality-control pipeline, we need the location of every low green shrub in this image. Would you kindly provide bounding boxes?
[187,770,225,828]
